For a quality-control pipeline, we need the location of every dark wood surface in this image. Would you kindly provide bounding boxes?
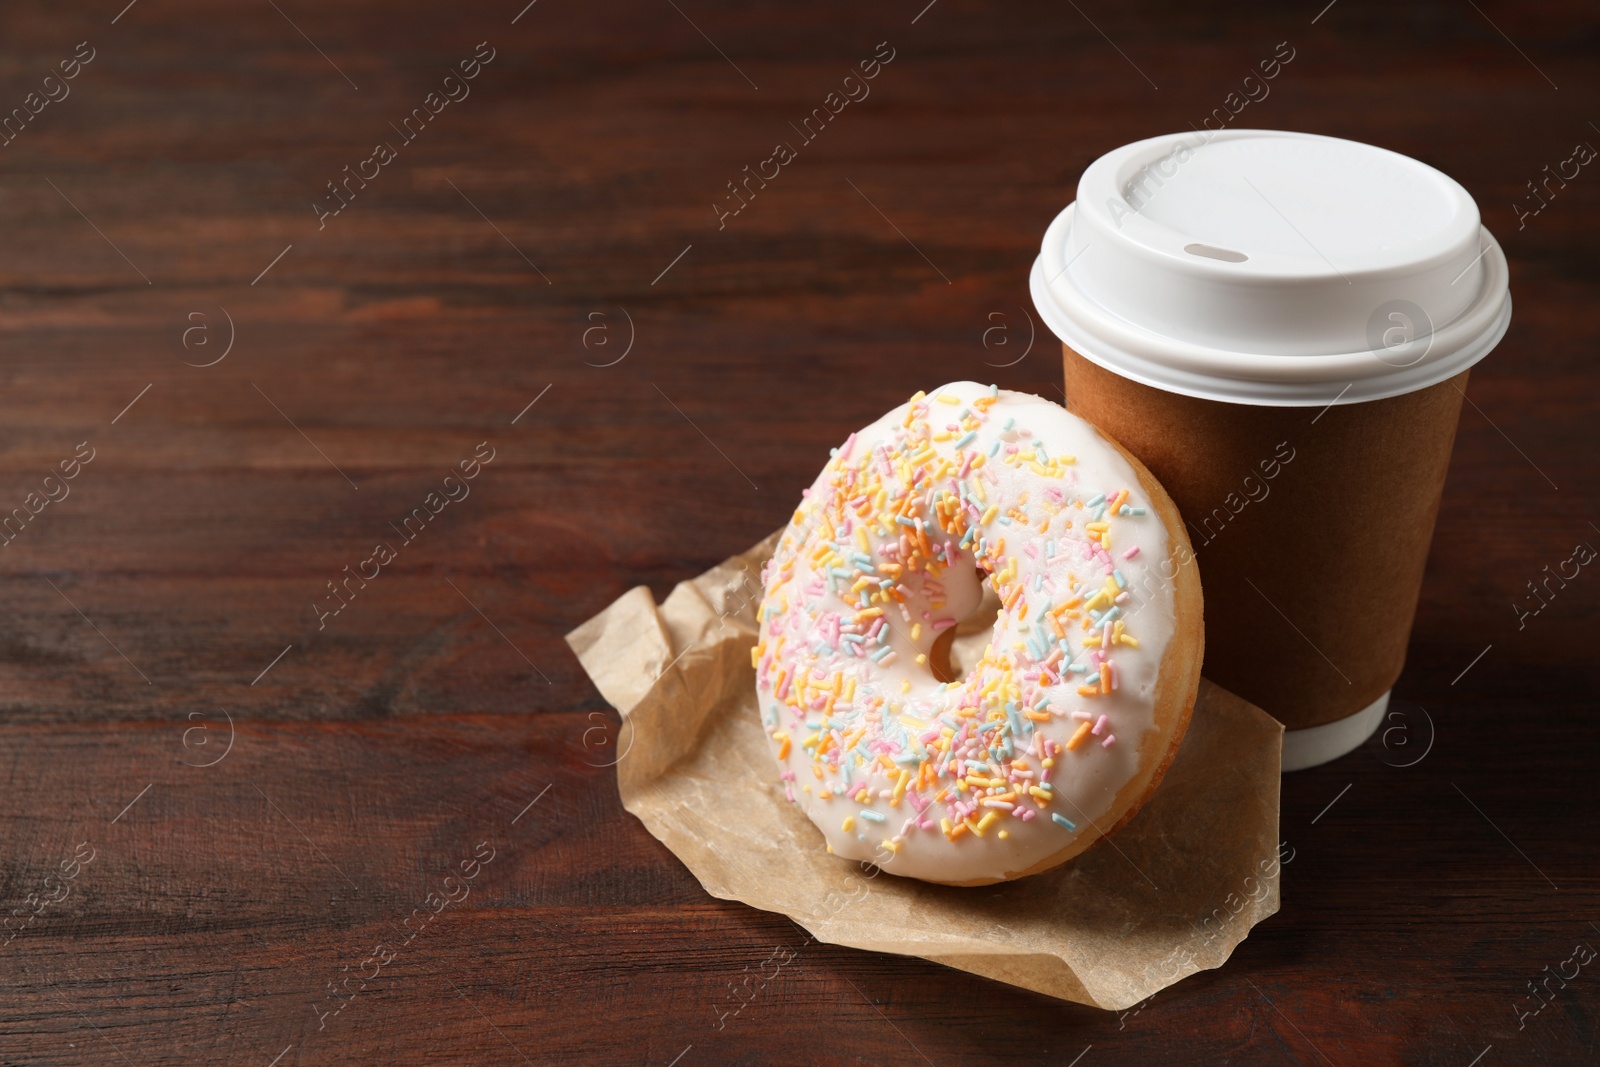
[1,0,1596,1063]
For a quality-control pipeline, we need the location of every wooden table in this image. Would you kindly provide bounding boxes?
[2,0,1595,1063]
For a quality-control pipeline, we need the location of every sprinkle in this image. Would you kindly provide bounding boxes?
[954,430,977,449]
[1101,733,1117,748]
[1091,714,1109,736]
[1122,545,1140,559]
[859,809,886,823]
[891,770,910,806]
[1067,721,1094,750]
[1051,812,1077,831]
[841,816,855,832]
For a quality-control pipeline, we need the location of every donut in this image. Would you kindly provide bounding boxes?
[752,381,1202,885]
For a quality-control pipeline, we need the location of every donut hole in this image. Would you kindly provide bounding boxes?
[927,628,959,683]
[945,572,1003,680]
[925,561,990,683]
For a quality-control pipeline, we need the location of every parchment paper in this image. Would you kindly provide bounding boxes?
[567,531,1285,1010]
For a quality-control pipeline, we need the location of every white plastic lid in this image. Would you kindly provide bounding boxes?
[1031,130,1512,406]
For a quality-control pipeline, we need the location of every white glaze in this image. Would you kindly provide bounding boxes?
[754,382,1177,883]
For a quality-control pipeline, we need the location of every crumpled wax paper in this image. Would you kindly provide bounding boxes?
[567,531,1285,1010]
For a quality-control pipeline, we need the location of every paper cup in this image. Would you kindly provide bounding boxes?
[1030,130,1512,770]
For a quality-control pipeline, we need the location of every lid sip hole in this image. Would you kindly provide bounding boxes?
[1184,242,1249,263]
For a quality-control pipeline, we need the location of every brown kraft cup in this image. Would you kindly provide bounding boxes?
[1030,131,1512,768]
[1063,347,1467,730]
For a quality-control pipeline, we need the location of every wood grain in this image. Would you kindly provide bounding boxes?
[0,0,1596,1063]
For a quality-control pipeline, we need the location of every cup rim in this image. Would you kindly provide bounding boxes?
[1031,203,1513,407]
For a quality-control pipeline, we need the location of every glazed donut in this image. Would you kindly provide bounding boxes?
[753,381,1202,885]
